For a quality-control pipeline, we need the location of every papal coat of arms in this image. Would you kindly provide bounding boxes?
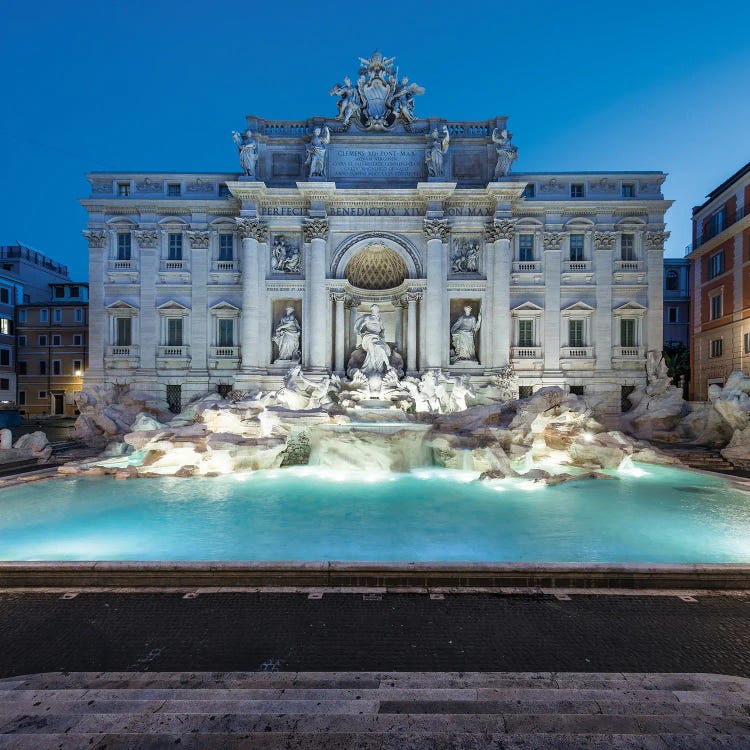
[329,51,425,130]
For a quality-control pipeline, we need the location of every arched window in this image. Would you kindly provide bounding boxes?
[666,270,679,291]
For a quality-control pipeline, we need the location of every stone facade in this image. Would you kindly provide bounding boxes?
[82,53,671,414]
[687,161,750,400]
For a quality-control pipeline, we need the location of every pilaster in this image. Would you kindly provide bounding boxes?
[236,218,267,373]
[645,231,668,353]
[304,218,330,372]
[188,230,209,375]
[423,218,449,368]
[486,220,514,368]
[542,231,563,374]
[134,229,159,373]
[83,230,107,383]
[593,231,615,372]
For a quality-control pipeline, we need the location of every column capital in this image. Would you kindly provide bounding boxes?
[645,230,670,250]
[83,229,107,248]
[344,294,361,309]
[236,217,268,242]
[542,231,564,251]
[593,231,616,250]
[485,219,515,243]
[133,230,159,248]
[329,289,347,303]
[405,288,423,303]
[423,218,449,241]
[186,230,210,249]
[303,218,329,242]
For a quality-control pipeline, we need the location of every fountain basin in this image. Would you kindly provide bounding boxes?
[1,465,749,565]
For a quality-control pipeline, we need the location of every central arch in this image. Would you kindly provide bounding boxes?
[331,232,423,281]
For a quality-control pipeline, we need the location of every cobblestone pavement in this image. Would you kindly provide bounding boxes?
[1,592,750,679]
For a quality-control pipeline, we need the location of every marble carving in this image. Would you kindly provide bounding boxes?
[425,126,450,177]
[450,306,481,363]
[232,130,258,178]
[272,235,301,273]
[305,127,330,178]
[272,307,301,363]
[491,128,518,179]
[451,238,480,273]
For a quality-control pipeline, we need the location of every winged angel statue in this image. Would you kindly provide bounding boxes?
[329,52,425,130]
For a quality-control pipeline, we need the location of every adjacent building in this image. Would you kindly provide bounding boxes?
[15,283,89,417]
[687,161,750,400]
[663,257,690,347]
[82,52,672,415]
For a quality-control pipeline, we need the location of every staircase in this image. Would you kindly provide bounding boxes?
[1,671,749,748]
[666,448,736,472]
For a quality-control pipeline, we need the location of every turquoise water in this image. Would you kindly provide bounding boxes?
[1,465,749,562]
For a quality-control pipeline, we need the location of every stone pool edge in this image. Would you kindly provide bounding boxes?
[1,561,750,590]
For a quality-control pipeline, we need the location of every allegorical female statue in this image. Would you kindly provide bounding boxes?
[354,304,392,375]
[305,126,330,178]
[232,130,259,179]
[491,128,518,180]
[450,305,481,363]
[425,126,450,177]
[272,307,301,362]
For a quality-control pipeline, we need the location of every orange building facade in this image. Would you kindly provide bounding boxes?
[688,162,750,400]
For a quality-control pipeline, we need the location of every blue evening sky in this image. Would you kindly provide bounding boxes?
[1,0,749,281]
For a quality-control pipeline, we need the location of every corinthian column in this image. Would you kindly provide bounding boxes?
[304,218,329,372]
[645,231,669,354]
[83,230,108,384]
[423,218,448,369]
[331,290,346,375]
[486,220,515,368]
[406,289,421,374]
[134,229,159,373]
[237,218,267,372]
[542,231,564,374]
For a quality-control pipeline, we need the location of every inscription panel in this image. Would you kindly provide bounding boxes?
[329,147,425,180]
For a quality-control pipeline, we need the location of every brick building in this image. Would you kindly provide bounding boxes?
[16,283,89,416]
[687,161,750,400]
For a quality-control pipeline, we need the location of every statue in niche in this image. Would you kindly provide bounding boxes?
[232,130,259,179]
[328,77,361,127]
[305,126,330,178]
[450,305,481,363]
[355,304,392,375]
[451,239,480,273]
[425,126,450,177]
[271,236,301,274]
[491,128,518,180]
[272,307,301,362]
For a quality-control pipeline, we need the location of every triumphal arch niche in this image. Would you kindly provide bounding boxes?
[228,50,520,387]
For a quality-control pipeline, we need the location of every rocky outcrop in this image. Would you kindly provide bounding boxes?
[13,431,52,462]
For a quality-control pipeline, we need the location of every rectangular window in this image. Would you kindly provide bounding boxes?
[18,335,26,347]
[667,306,678,323]
[167,183,181,196]
[73,360,82,374]
[710,293,723,320]
[115,317,132,346]
[73,334,82,346]
[18,391,25,406]
[54,286,65,298]
[218,234,234,261]
[38,335,47,346]
[74,308,83,322]
[523,183,535,199]
[52,334,61,346]
[0,289,9,304]
[568,319,585,347]
[744,332,750,354]
[39,361,46,375]
[168,233,183,260]
[23,294,29,304]
[118,182,130,197]
[621,318,636,347]
[711,338,723,358]
[0,318,11,335]
[0,378,9,391]
[570,183,584,198]
[518,235,534,262]
[218,184,230,198]
[18,361,26,375]
[38,390,47,399]
[622,183,635,198]
[569,234,584,261]
[708,251,725,279]
[17,309,26,323]
[167,318,183,346]
[218,318,234,347]
[621,233,636,261]
[709,207,727,236]
[52,360,61,376]
[53,309,62,323]
[0,349,9,366]
[39,309,48,323]
[70,286,79,297]
[117,233,132,261]
[517,319,534,347]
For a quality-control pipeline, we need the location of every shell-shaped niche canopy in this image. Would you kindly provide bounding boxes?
[345,244,408,290]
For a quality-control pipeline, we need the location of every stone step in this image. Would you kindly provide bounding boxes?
[0,672,747,746]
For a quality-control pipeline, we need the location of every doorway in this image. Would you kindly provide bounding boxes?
[52,394,64,415]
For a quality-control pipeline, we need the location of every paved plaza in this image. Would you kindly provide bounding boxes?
[1,591,749,678]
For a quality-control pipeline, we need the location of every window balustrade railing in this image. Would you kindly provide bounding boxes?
[563,260,591,272]
[160,260,188,271]
[110,259,136,270]
[158,345,189,358]
[613,346,643,358]
[513,261,541,272]
[511,346,542,359]
[212,260,237,272]
[685,202,750,255]
[614,260,642,271]
[106,345,138,358]
[561,346,593,358]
